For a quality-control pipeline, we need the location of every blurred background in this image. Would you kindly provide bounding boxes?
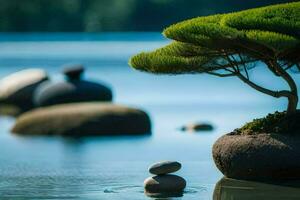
[0,0,295,32]
[0,1,299,199]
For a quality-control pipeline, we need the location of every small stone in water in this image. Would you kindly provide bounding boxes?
[180,123,213,132]
[144,174,186,193]
[149,161,181,175]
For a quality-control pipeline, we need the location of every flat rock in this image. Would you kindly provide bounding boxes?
[144,175,186,193]
[12,103,151,136]
[149,161,181,175]
[0,69,48,112]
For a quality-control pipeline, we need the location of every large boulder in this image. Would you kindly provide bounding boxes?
[0,69,49,113]
[12,103,151,136]
[34,65,112,107]
[213,132,300,180]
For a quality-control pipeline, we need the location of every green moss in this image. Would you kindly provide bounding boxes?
[237,111,300,135]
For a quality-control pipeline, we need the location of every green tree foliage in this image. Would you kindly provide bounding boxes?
[130,2,300,114]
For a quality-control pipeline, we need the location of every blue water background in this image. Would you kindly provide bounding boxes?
[0,33,298,199]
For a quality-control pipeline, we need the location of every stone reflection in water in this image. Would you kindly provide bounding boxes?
[213,177,300,200]
[145,191,183,199]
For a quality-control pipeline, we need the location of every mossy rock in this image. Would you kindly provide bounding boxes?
[12,103,151,136]
[213,133,300,180]
[213,111,300,180]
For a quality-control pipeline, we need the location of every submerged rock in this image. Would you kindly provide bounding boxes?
[213,132,300,180]
[12,103,151,136]
[34,64,112,107]
[149,161,181,175]
[144,175,186,194]
[180,123,213,132]
[0,69,49,113]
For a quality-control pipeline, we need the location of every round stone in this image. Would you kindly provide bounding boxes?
[213,132,300,180]
[144,175,186,193]
[149,161,181,175]
[62,64,85,81]
[34,80,113,107]
[34,65,112,107]
[180,123,213,132]
[0,69,48,112]
[12,103,151,136]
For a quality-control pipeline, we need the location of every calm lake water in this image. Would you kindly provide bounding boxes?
[0,33,299,199]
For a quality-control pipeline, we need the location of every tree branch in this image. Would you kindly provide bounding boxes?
[269,61,298,96]
[207,71,237,77]
[237,73,291,98]
[237,53,250,79]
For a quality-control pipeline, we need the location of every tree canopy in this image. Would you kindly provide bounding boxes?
[129,2,300,114]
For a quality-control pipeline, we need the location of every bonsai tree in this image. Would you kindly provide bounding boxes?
[130,2,300,115]
[130,2,300,181]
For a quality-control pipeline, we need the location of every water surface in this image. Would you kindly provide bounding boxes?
[0,33,299,199]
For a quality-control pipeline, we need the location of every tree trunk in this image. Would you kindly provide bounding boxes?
[268,61,298,115]
[287,94,298,115]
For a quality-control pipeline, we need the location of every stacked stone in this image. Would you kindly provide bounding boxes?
[144,161,186,197]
